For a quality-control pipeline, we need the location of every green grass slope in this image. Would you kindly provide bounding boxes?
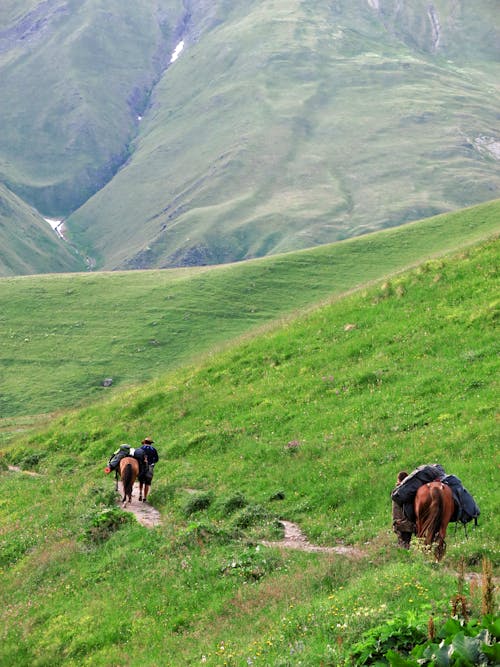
[0,236,498,665]
[0,183,85,276]
[66,0,500,270]
[1,199,498,420]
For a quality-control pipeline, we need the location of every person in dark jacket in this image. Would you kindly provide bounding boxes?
[136,437,159,502]
[392,471,416,549]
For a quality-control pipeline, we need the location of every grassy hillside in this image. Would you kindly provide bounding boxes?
[0,236,498,665]
[0,183,85,275]
[1,1,499,273]
[1,199,498,421]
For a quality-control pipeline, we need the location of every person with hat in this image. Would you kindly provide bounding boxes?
[136,437,159,503]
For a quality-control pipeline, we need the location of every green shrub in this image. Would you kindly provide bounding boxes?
[220,545,285,583]
[183,491,214,516]
[0,532,37,566]
[147,481,176,507]
[347,614,500,666]
[346,612,428,665]
[232,503,272,528]
[83,507,134,544]
[176,520,238,547]
[87,484,117,508]
[219,491,248,515]
[10,449,47,470]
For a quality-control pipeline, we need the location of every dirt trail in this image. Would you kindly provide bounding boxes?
[7,464,40,477]
[117,479,162,528]
[262,520,365,558]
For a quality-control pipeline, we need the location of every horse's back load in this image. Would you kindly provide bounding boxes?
[441,474,480,525]
[391,464,480,526]
[108,444,146,471]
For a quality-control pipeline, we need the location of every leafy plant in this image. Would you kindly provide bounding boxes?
[346,612,428,665]
[220,545,284,583]
[387,616,499,666]
[83,507,134,544]
[183,491,214,516]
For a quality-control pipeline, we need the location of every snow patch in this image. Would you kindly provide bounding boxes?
[44,217,66,240]
[170,40,184,63]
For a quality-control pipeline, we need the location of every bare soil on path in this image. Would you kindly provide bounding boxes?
[117,479,162,528]
[262,520,365,558]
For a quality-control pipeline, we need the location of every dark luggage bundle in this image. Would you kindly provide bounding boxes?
[391,464,446,524]
[391,464,446,507]
[441,474,481,525]
[391,464,480,528]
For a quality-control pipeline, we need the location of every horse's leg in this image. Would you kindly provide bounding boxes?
[143,484,150,502]
[139,481,143,501]
[434,527,447,561]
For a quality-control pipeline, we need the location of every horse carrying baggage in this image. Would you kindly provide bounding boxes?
[391,464,480,560]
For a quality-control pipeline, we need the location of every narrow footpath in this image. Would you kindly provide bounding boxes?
[117,480,162,528]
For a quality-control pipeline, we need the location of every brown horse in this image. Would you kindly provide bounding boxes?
[118,456,139,505]
[414,481,454,561]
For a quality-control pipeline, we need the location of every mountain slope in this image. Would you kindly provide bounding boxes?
[0,235,497,665]
[1,0,499,273]
[62,0,500,268]
[1,198,498,420]
[0,182,84,275]
[0,0,184,216]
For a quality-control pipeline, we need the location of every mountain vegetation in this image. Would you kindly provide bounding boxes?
[1,1,499,274]
[1,198,498,421]
[0,2,498,664]
[0,222,498,664]
[0,183,84,275]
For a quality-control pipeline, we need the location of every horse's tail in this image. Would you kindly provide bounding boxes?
[420,485,444,545]
[122,463,133,500]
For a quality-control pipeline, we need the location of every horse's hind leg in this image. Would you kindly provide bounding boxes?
[139,482,143,501]
[434,533,446,562]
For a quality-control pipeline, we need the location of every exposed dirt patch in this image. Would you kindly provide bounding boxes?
[262,520,365,558]
[7,464,40,477]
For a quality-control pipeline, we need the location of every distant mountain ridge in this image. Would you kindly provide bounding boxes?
[0,0,499,275]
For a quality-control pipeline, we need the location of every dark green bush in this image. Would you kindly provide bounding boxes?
[183,491,214,516]
[83,507,134,544]
[220,491,248,515]
[232,503,271,528]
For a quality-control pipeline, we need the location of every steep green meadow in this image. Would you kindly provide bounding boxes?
[0,236,498,665]
[1,199,499,425]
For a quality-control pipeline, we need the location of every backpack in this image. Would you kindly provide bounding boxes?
[109,444,134,468]
[441,475,480,525]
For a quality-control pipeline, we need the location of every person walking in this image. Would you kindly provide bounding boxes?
[136,437,159,502]
[392,470,416,549]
